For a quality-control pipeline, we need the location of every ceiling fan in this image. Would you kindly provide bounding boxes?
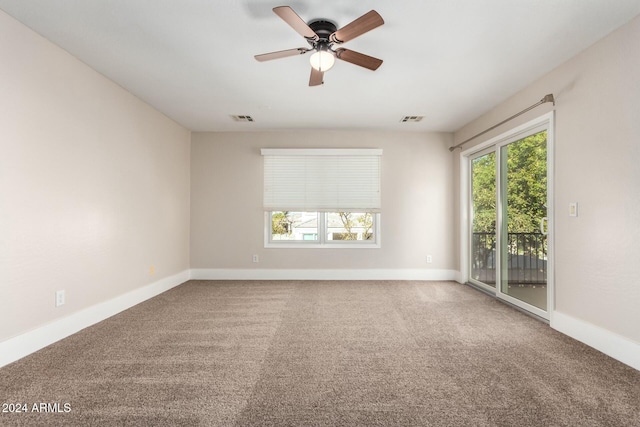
[255,6,384,86]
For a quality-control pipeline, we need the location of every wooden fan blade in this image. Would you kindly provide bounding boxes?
[335,48,383,70]
[273,6,319,41]
[255,48,308,62]
[330,10,384,44]
[309,67,324,86]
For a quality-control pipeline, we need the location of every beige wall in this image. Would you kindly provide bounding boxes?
[191,131,455,273]
[453,15,640,342]
[0,11,191,342]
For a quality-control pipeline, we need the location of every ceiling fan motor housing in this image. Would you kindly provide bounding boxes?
[307,19,338,47]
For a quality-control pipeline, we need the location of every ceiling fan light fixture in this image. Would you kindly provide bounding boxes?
[309,50,335,72]
[256,7,384,85]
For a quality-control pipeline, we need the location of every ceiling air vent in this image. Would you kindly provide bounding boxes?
[231,115,254,122]
[400,115,424,123]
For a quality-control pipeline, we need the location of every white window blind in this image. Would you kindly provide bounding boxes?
[262,149,382,212]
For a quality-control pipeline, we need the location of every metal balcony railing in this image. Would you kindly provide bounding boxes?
[471,232,547,285]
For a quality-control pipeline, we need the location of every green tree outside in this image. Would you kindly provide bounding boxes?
[472,131,547,234]
[502,131,547,234]
[271,211,292,235]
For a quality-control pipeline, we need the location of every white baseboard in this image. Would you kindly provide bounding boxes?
[551,311,640,371]
[0,270,190,368]
[189,268,458,281]
[453,270,465,284]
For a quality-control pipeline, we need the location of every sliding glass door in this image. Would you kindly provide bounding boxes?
[467,117,552,319]
[470,149,497,288]
[499,130,548,311]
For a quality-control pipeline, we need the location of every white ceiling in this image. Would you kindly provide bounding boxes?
[2,0,639,132]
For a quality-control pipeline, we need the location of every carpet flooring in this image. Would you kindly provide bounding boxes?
[1,280,638,426]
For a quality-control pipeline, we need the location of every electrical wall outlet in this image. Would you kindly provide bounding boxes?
[426,255,433,263]
[55,290,65,307]
[252,255,259,263]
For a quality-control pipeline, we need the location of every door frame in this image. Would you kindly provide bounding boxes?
[459,112,554,320]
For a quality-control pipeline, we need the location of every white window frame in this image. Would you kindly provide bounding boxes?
[264,211,381,248]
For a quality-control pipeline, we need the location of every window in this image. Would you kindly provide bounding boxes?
[268,211,379,246]
[262,149,382,248]
[271,211,318,242]
[326,212,374,241]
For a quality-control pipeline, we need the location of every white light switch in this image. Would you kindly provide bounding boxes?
[569,202,578,217]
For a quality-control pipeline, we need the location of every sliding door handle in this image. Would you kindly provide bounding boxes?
[539,217,548,236]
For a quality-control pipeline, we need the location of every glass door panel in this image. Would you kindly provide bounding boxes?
[499,131,548,310]
[470,151,496,287]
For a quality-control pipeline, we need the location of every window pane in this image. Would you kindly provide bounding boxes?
[326,212,374,241]
[471,152,497,287]
[271,211,318,241]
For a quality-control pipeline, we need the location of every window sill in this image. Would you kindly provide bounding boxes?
[265,242,381,249]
